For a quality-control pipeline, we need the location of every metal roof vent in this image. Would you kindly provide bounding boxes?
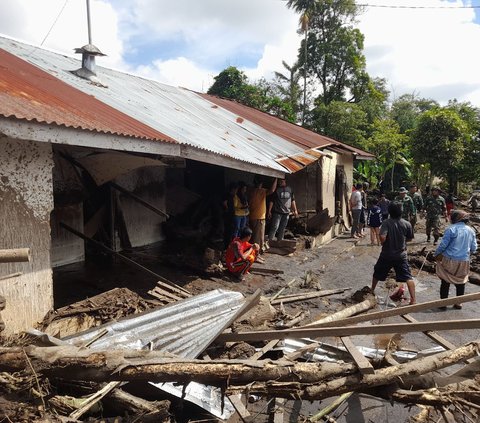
[71,0,108,87]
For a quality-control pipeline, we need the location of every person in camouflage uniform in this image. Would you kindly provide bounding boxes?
[424,186,447,244]
[409,184,424,230]
[395,187,415,226]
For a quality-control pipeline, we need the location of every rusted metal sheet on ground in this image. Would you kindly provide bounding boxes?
[0,49,175,143]
[62,289,246,419]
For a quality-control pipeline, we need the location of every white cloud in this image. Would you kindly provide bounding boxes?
[1,0,480,105]
[358,0,480,104]
[134,57,215,92]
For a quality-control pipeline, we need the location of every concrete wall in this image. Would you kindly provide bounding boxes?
[0,137,54,333]
[116,166,167,247]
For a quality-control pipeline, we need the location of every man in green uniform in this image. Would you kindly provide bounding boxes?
[409,184,424,230]
[424,186,447,245]
[395,187,415,226]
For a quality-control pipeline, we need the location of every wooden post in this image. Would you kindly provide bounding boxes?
[0,248,31,263]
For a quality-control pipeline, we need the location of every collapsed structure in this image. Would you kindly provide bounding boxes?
[0,35,373,333]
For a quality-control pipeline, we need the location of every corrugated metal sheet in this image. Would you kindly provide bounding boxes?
[63,289,244,356]
[201,93,375,159]
[0,48,175,143]
[0,37,300,174]
[62,289,243,419]
[275,148,326,172]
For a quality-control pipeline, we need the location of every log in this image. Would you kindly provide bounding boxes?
[217,319,480,343]
[226,340,480,400]
[304,291,480,328]
[304,297,376,327]
[0,248,30,263]
[0,345,357,385]
[107,389,170,422]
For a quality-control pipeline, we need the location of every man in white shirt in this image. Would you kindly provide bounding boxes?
[350,183,363,238]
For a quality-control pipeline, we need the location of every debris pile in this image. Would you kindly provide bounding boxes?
[1,281,480,422]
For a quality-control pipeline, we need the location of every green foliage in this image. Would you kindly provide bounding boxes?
[272,61,303,122]
[310,100,368,147]
[412,108,470,191]
[391,94,438,134]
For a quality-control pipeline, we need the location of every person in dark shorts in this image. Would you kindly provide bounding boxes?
[371,201,416,304]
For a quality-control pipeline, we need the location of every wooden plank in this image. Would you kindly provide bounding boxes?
[110,182,169,219]
[155,280,191,297]
[270,288,349,305]
[251,339,281,360]
[400,314,476,364]
[216,318,480,343]
[340,336,375,375]
[303,291,480,328]
[250,267,284,275]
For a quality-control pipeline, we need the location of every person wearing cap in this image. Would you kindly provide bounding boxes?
[409,184,424,229]
[225,227,260,280]
[434,210,477,309]
[395,187,415,225]
[249,177,277,254]
[424,187,447,244]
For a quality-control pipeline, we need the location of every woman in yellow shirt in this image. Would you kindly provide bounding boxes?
[233,181,249,237]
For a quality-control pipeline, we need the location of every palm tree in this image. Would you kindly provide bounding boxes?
[286,0,318,125]
[274,61,302,121]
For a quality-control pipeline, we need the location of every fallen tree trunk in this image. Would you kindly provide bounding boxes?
[0,345,356,385]
[0,248,30,263]
[304,297,376,327]
[225,340,480,400]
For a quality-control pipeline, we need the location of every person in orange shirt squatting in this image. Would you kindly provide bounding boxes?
[226,227,260,280]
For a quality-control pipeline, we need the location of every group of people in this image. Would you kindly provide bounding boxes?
[224,178,298,280]
[352,183,477,307]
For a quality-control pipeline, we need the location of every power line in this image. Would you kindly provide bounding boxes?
[40,0,70,46]
[358,3,480,9]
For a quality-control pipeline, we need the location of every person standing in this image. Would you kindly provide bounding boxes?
[222,182,238,248]
[409,184,424,230]
[232,181,249,238]
[267,179,298,242]
[249,177,277,253]
[445,192,456,217]
[395,187,415,225]
[349,183,364,239]
[424,187,447,245]
[378,193,390,222]
[371,202,416,305]
[434,210,477,310]
[367,198,382,245]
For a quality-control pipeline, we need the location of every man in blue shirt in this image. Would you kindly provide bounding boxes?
[434,210,477,310]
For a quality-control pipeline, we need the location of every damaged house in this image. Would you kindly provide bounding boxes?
[0,35,373,333]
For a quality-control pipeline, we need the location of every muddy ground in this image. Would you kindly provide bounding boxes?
[44,213,480,422]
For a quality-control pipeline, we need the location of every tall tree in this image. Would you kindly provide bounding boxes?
[286,0,319,124]
[295,0,365,106]
[412,108,470,192]
[391,94,438,134]
[273,61,302,122]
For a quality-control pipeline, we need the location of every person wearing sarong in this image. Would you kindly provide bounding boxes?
[434,210,477,310]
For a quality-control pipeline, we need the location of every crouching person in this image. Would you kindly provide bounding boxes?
[226,227,260,280]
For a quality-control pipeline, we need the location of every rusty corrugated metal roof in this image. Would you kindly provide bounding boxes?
[200,94,374,159]
[0,48,175,143]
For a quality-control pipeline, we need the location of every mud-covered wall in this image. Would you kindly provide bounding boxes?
[0,137,54,333]
[116,167,167,247]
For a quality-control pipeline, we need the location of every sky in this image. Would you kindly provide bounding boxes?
[1,0,480,105]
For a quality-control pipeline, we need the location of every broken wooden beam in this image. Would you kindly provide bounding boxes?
[270,288,349,305]
[110,182,169,219]
[303,291,480,328]
[340,337,375,375]
[216,319,480,343]
[0,248,30,263]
